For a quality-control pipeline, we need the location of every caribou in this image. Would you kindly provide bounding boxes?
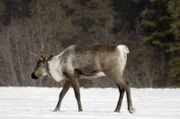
[31,41,135,114]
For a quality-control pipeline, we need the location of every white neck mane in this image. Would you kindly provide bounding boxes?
[48,54,64,82]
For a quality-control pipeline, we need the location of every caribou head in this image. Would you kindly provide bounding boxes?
[31,40,53,80]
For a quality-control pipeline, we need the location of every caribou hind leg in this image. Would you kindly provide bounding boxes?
[114,85,125,112]
[104,69,135,114]
[115,80,135,114]
[54,80,71,112]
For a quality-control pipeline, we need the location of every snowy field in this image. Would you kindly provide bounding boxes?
[0,87,180,119]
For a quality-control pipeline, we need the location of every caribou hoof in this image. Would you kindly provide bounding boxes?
[114,109,120,113]
[128,106,136,114]
[53,108,60,112]
[78,109,83,112]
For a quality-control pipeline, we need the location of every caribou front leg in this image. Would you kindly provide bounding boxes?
[69,78,83,111]
[54,80,70,112]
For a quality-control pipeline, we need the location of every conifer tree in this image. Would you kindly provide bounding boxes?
[140,0,171,86]
[167,0,180,80]
[141,0,180,85]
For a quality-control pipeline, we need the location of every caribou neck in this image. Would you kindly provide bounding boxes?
[48,55,64,82]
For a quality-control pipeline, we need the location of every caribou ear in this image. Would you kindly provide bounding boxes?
[48,55,53,61]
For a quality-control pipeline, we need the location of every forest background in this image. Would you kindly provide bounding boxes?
[0,0,179,88]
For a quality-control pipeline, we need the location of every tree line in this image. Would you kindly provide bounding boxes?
[0,0,179,87]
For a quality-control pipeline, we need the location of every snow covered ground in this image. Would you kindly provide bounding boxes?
[0,87,180,119]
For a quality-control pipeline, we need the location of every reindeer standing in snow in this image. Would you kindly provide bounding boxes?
[31,41,135,114]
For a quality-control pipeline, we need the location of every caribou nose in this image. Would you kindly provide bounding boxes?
[31,73,38,79]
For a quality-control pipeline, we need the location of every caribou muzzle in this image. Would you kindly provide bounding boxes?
[31,73,38,80]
